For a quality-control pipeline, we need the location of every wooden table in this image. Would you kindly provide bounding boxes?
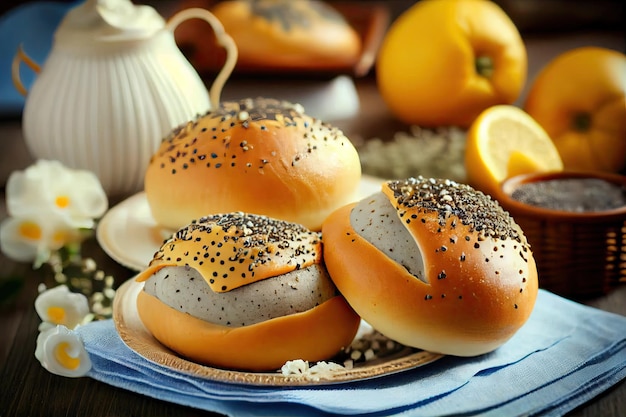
[1,27,625,416]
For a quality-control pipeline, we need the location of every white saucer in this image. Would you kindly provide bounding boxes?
[96,192,163,271]
[97,176,385,271]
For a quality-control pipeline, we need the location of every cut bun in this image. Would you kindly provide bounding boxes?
[322,177,538,356]
[135,212,360,371]
[144,97,362,232]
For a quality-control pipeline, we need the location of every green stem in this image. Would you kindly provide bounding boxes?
[572,113,592,132]
[475,55,494,79]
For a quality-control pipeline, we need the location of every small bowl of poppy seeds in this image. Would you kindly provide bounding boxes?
[496,171,626,299]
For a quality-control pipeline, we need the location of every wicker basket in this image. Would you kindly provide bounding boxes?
[496,171,626,299]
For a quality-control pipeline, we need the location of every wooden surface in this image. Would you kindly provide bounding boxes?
[1,22,625,416]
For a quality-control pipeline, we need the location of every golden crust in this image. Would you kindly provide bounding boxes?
[210,0,361,70]
[144,98,361,231]
[137,291,360,371]
[322,178,539,356]
[135,212,322,293]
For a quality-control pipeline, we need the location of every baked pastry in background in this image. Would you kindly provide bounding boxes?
[144,97,362,231]
[173,0,362,73]
[322,177,539,357]
[135,212,361,371]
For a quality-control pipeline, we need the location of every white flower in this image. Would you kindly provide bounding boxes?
[35,325,92,378]
[0,160,108,266]
[6,159,108,229]
[35,285,91,331]
[0,215,80,267]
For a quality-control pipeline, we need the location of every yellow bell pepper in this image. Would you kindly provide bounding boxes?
[524,47,626,173]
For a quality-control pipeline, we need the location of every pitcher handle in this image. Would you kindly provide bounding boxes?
[12,45,42,96]
[167,8,238,110]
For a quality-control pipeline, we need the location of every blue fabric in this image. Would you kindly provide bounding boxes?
[74,290,626,416]
[0,1,79,116]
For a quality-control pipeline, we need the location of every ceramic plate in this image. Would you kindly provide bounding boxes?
[113,278,443,386]
[97,175,386,271]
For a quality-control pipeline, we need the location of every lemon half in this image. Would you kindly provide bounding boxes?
[465,105,564,197]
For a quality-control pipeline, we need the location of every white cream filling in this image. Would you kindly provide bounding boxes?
[142,264,337,327]
[349,191,426,283]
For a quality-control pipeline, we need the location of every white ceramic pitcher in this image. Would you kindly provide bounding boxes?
[12,0,238,197]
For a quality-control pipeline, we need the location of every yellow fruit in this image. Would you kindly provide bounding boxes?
[376,0,527,128]
[524,47,626,173]
[465,105,564,197]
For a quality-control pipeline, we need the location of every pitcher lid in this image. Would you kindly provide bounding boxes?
[55,0,166,43]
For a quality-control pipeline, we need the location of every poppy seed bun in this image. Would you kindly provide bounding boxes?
[210,0,361,71]
[144,97,362,232]
[135,212,360,371]
[322,177,538,356]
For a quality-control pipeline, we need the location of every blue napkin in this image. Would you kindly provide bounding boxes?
[75,290,626,417]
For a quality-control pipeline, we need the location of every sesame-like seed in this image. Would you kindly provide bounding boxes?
[386,177,526,246]
[150,212,322,293]
[154,98,348,176]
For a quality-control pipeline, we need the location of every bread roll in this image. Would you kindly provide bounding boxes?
[144,97,362,232]
[209,0,362,71]
[135,212,360,371]
[322,177,538,356]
